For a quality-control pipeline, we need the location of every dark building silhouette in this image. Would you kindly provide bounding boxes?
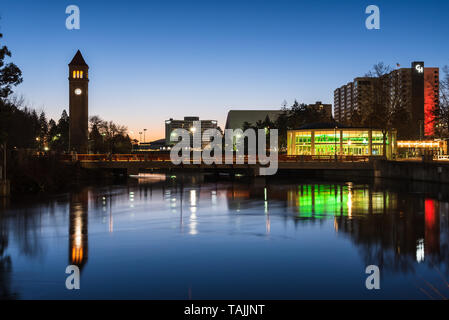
[68,50,89,153]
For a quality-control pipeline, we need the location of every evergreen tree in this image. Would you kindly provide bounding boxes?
[49,110,69,152]
[37,111,48,150]
[89,123,105,153]
[0,32,22,100]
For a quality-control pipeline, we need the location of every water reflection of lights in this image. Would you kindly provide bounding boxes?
[416,238,425,263]
[109,211,113,233]
[266,213,270,234]
[137,173,166,184]
[347,183,353,219]
[288,183,393,219]
[190,190,197,206]
[211,190,217,206]
[69,193,88,268]
[189,211,198,235]
[170,197,177,209]
[347,190,352,218]
[129,191,135,208]
[264,187,268,214]
[264,187,270,233]
[74,211,83,248]
[188,190,198,235]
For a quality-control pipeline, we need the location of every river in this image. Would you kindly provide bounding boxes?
[0,173,448,299]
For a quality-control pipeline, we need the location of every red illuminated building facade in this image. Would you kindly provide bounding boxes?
[408,62,439,138]
[423,67,439,137]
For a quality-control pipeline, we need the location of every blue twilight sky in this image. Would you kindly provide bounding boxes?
[1,0,449,140]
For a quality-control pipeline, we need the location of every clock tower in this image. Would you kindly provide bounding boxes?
[68,50,89,153]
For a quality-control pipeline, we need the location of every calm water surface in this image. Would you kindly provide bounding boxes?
[1,174,448,299]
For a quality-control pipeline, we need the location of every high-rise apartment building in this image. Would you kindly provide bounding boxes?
[333,62,439,138]
[334,78,376,124]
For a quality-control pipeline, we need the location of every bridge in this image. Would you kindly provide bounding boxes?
[62,153,376,176]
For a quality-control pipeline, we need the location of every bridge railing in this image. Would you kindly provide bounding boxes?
[278,155,372,162]
[61,153,173,162]
[63,154,258,163]
[61,153,373,163]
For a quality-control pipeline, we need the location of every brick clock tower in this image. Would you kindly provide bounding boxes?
[68,50,89,153]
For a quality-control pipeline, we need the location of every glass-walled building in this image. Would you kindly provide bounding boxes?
[397,140,447,158]
[287,125,397,159]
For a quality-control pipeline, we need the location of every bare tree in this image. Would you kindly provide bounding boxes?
[362,62,402,157]
[435,66,449,138]
[5,94,26,109]
[88,115,104,131]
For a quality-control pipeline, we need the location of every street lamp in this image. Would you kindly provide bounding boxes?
[1,142,6,181]
[143,129,147,143]
[139,132,143,143]
[334,126,337,162]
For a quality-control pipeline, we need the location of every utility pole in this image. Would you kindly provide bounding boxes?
[334,127,337,162]
[0,142,9,197]
[2,142,5,180]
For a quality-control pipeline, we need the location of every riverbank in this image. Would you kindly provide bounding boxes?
[374,159,449,184]
[5,156,449,197]
[6,154,116,194]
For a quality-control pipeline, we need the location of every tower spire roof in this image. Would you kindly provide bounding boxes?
[69,50,88,67]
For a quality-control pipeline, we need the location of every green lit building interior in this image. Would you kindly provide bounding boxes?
[287,125,397,159]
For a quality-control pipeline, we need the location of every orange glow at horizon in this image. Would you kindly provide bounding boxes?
[127,126,165,142]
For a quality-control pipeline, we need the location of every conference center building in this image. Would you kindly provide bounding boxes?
[287,123,398,160]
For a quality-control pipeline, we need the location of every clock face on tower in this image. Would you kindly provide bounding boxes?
[74,88,82,95]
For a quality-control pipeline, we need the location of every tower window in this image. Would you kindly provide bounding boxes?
[72,70,84,79]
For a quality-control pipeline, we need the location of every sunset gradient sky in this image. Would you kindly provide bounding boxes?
[1,0,449,141]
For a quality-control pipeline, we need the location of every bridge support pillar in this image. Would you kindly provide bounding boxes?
[249,166,261,177]
[253,176,266,187]
[127,167,139,176]
[0,180,10,197]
